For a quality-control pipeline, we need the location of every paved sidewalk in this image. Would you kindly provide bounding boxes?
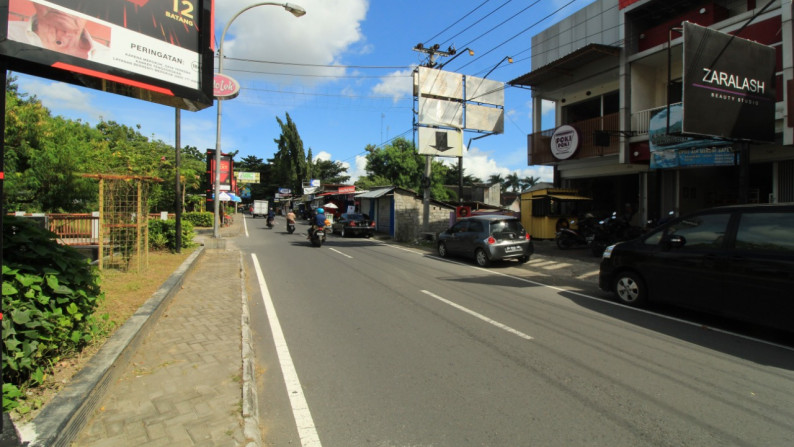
[73,248,246,446]
[11,216,252,447]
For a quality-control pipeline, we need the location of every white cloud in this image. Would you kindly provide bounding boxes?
[314,151,332,161]
[17,79,105,119]
[371,69,414,103]
[219,0,368,86]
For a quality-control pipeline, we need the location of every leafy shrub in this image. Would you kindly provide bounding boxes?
[148,219,195,251]
[183,211,213,228]
[2,217,106,412]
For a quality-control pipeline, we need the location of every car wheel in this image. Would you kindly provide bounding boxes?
[614,271,647,306]
[475,248,491,267]
[438,242,449,258]
[341,228,347,237]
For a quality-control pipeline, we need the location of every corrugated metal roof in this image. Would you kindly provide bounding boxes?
[355,187,394,199]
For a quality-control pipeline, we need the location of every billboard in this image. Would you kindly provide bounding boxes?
[206,149,233,192]
[682,21,776,142]
[0,0,214,111]
[649,104,734,169]
[418,127,463,157]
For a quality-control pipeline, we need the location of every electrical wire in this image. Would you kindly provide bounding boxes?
[456,0,580,72]
[437,0,515,48]
[422,0,493,45]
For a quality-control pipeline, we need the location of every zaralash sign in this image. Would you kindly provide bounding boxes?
[682,21,776,142]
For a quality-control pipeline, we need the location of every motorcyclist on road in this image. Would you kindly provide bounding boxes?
[267,209,275,227]
[308,208,327,239]
[286,210,296,224]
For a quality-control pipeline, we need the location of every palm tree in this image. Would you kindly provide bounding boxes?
[505,173,521,193]
[488,173,505,193]
[520,175,541,192]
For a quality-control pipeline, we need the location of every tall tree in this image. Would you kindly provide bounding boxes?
[357,138,452,201]
[272,113,307,197]
[505,172,521,193]
[520,175,541,191]
[488,173,505,193]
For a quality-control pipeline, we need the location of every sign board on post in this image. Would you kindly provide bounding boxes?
[682,21,776,142]
[418,127,463,157]
[0,0,215,111]
[550,125,580,160]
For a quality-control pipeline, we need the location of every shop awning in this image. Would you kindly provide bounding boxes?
[509,44,620,87]
[531,194,592,201]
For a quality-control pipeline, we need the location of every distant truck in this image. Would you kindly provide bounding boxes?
[251,200,269,218]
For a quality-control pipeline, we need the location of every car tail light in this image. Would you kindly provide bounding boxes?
[350,222,357,227]
[370,222,375,227]
[525,233,531,241]
[487,236,496,245]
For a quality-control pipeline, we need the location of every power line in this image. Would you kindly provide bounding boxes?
[458,0,541,54]
[223,57,410,70]
[456,0,580,72]
[437,0,515,48]
[422,0,493,45]
[225,67,412,79]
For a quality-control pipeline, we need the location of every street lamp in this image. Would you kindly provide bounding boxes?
[437,47,474,70]
[483,55,513,79]
[213,2,306,238]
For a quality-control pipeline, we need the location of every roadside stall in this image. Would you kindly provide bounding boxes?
[519,188,593,239]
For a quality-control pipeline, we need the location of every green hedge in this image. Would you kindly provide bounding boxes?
[183,211,213,228]
[148,219,195,251]
[2,217,106,413]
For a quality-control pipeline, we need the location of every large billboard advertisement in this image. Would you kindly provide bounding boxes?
[682,21,776,142]
[0,0,214,111]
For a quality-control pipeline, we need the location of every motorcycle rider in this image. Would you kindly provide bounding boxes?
[286,209,296,225]
[308,208,327,239]
[267,209,275,227]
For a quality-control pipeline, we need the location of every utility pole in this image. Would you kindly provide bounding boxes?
[413,43,457,233]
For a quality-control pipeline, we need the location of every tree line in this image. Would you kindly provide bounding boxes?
[3,78,539,214]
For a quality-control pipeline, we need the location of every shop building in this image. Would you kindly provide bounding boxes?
[509,0,793,225]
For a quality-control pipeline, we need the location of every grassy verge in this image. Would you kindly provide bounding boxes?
[9,246,198,424]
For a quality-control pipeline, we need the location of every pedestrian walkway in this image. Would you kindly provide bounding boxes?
[73,249,245,446]
[11,215,252,447]
[73,217,249,446]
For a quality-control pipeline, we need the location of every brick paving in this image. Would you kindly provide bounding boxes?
[73,246,247,447]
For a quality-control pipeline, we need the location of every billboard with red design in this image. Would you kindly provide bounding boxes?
[0,0,214,110]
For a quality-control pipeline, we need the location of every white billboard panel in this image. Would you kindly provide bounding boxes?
[465,76,505,106]
[418,127,463,157]
[417,66,463,100]
[418,97,463,128]
[466,104,504,134]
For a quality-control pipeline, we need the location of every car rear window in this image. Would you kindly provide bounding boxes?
[489,220,525,240]
[735,212,794,253]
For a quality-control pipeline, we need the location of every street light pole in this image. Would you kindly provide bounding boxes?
[213,2,306,238]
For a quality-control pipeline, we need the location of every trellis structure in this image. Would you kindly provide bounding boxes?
[82,174,162,272]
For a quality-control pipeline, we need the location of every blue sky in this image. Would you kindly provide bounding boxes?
[12,0,596,184]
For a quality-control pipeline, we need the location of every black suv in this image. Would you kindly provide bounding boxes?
[599,203,794,332]
[437,215,533,267]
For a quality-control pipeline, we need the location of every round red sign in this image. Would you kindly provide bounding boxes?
[214,73,240,100]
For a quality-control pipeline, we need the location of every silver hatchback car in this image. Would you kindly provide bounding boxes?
[437,215,533,267]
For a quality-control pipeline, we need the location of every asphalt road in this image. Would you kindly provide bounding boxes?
[241,216,794,447]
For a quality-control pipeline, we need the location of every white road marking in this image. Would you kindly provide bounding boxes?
[252,254,322,447]
[329,248,353,258]
[420,290,534,341]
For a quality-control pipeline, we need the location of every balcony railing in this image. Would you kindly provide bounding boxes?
[528,113,619,165]
[630,103,681,137]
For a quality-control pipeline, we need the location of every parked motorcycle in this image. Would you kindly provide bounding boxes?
[590,211,645,257]
[555,215,597,250]
[309,226,326,247]
[287,221,295,234]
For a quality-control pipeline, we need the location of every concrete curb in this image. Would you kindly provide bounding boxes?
[240,252,261,447]
[17,246,206,447]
